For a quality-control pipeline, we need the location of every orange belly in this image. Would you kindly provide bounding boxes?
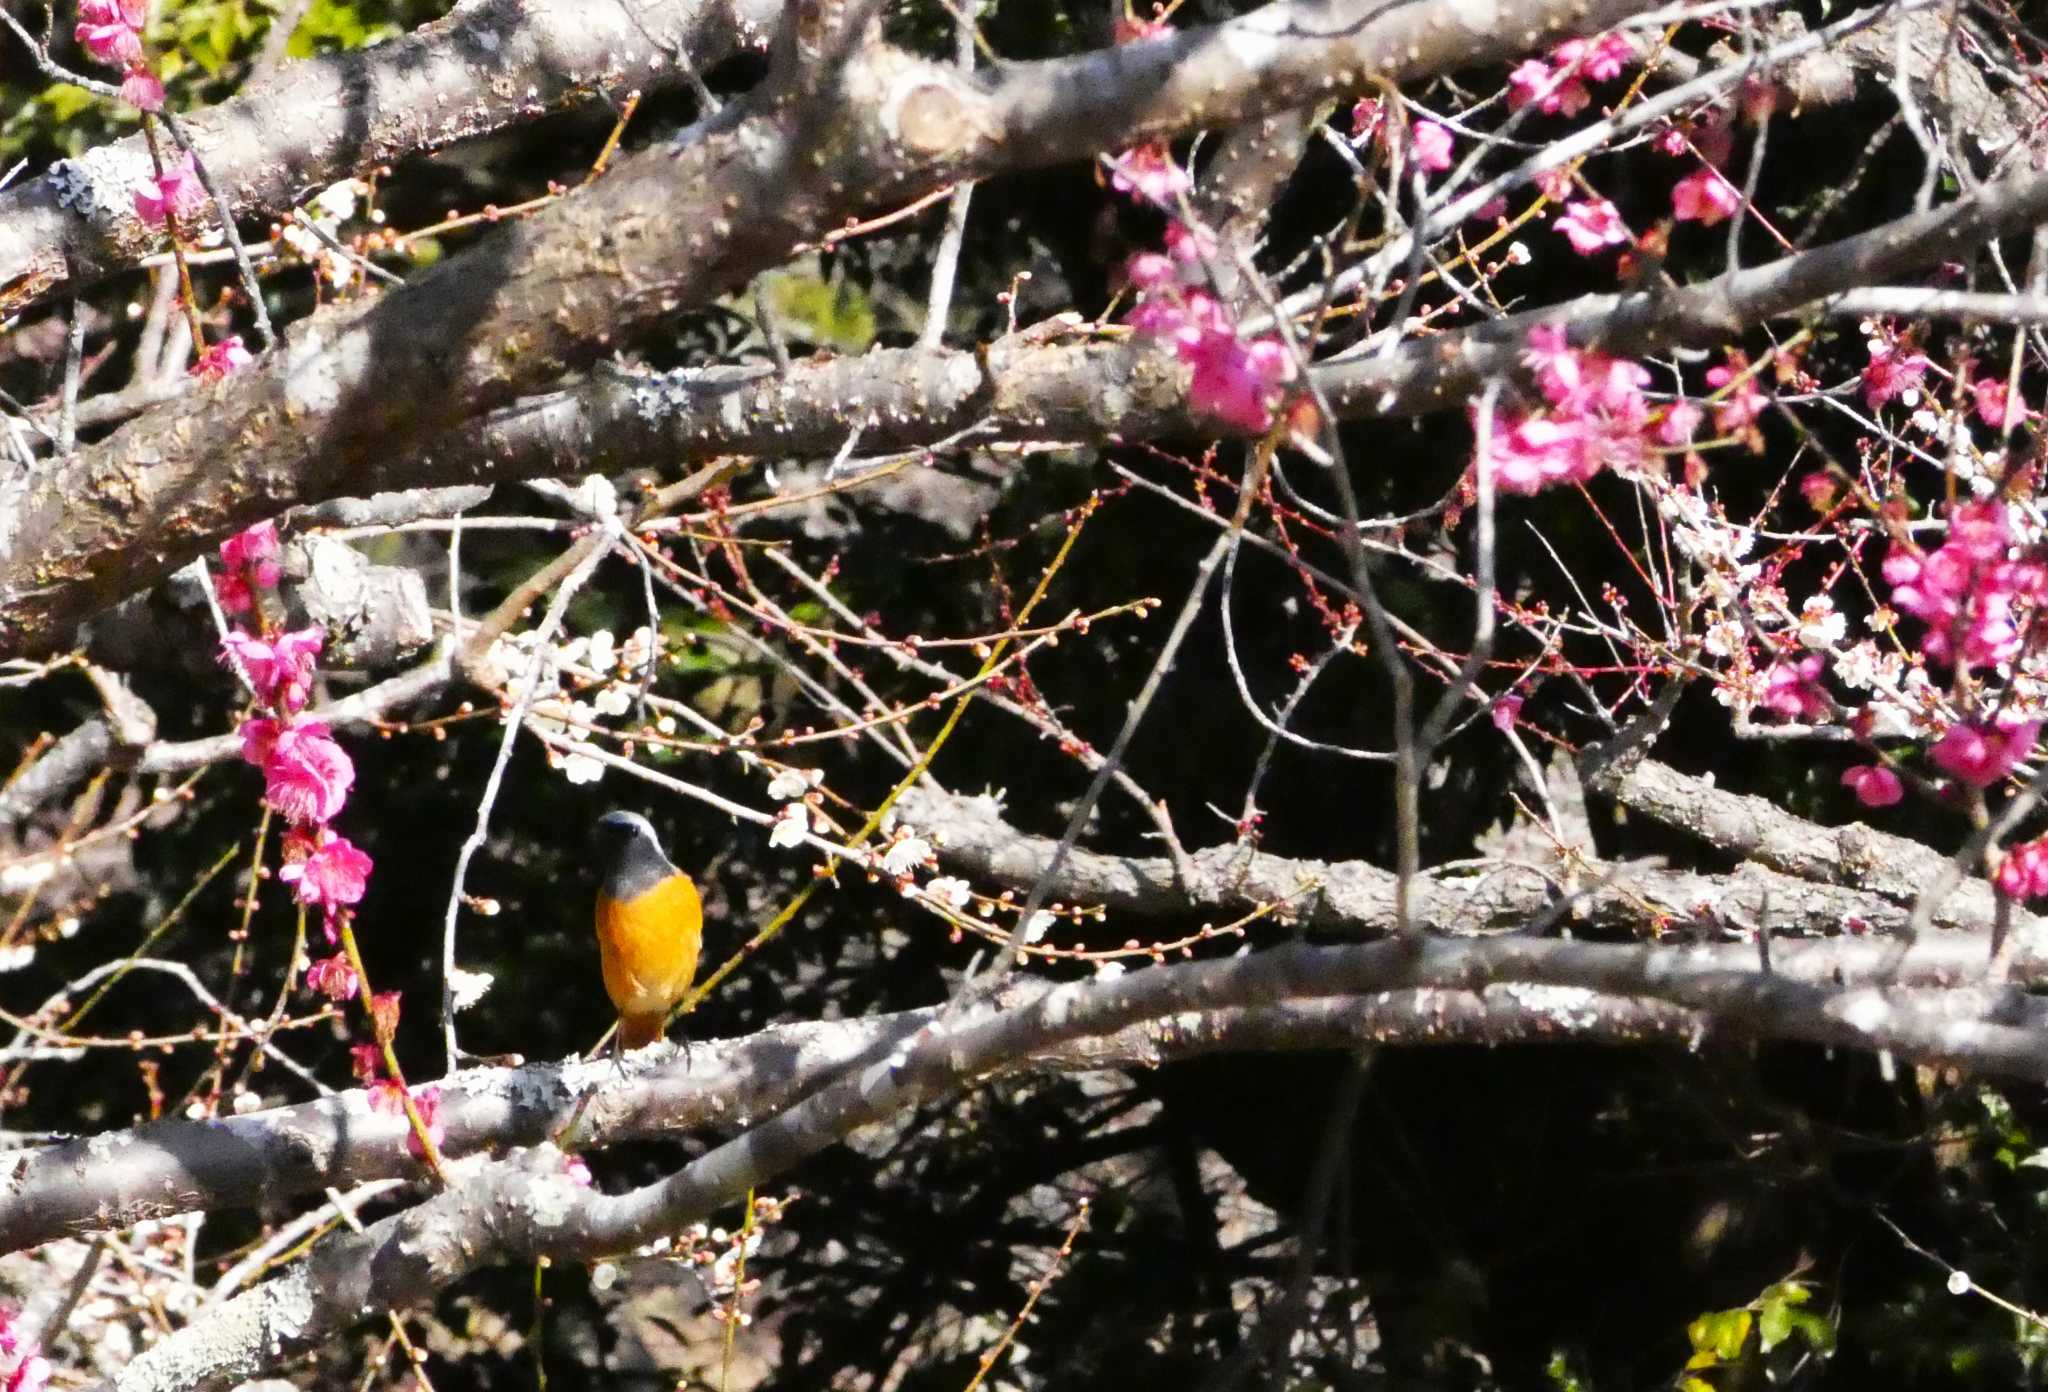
[595,873,703,1048]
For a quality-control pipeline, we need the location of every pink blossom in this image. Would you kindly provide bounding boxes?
[8,1356,49,1392]
[1882,500,2047,669]
[1999,837,2048,900]
[1759,654,1829,723]
[1479,327,1654,493]
[1111,13,1171,42]
[1671,168,1741,226]
[1861,338,1931,409]
[304,952,361,1001]
[75,0,147,66]
[1582,33,1636,80]
[279,825,373,914]
[350,1043,383,1085]
[263,721,355,825]
[220,518,283,570]
[1411,121,1454,174]
[369,1080,444,1159]
[1108,143,1190,208]
[1351,97,1386,142]
[1841,764,1904,808]
[1482,415,1597,493]
[1127,283,1291,431]
[1491,694,1524,731]
[1162,220,1215,264]
[215,569,255,614]
[120,66,163,111]
[1657,401,1703,446]
[1974,377,2026,429]
[0,1306,48,1392]
[562,1154,594,1187]
[133,152,204,228]
[1930,719,2040,789]
[1535,166,1575,202]
[192,334,252,381]
[1705,354,1768,434]
[1473,194,1508,221]
[1507,58,1590,116]
[237,715,282,768]
[1187,333,1293,433]
[216,520,281,616]
[1553,198,1628,256]
[221,625,323,712]
[1654,124,1691,158]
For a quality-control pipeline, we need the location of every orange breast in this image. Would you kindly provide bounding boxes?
[595,873,703,1040]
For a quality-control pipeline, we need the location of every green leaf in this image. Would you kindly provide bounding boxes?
[1758,1297,1793,1353]
[1543,1351,1588,1392]
[1788,1310,1835,1353]
[1687,1309,1752,1364]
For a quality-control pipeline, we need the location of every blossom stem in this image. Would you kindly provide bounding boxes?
[677,493,1099,1016]
[200,808,272,1106]
[139,114,208,360]
[337,918,450,1184]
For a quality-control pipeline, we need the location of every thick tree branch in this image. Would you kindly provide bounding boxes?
[0,0,1668,660]
[0,982,1695,1260]
[18,138,2048,668]
[108,931,2048,1391]
[895,781,2048,945]
[0,0,779,316]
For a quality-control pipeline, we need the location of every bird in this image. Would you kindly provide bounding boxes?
[592,810,703,1052]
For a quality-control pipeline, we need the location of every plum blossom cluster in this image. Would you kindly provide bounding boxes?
[212,527,370,1001]
[1107,124,1297,434]
[1658,107,1743,229]
[1881,500,2047,671]
[1507,31,1635,116]
[1999,836,2048,901]
[1348,99,1456,175]
[1474,325,1692,494]
[489,623,666,786]
[1119,224,1295,432]
[1861,324,1931,411]
[0,1308,50,1392]
[354,1037,443,1159]
[134,153,203,229]
[1125,245,1296,433]
[766,765,827,851]
[75,0,163,110]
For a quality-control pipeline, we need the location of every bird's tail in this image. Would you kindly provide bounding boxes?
[619,1013,665,1050]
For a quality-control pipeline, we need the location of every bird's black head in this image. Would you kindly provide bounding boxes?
[593,810,675,900]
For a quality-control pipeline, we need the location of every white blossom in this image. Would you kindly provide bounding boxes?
[560,751,605,785]
[769,802,810,849]
[592,685,633,717]
[448,967,496,1011]
[1796,594,1846,649]
[1702,618,1744,659]
[1833,640,1898,691]
[926,876,973,908]
[621,625,658,672]
[767,767,818,800]
[1021,910,1055,944]
[880,836,931,876]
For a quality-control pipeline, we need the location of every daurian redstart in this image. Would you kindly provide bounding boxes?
[592,810,702,1050]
